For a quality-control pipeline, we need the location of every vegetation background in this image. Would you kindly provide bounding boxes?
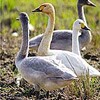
[0,0,100,100]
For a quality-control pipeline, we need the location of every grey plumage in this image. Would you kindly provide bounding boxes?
[15,12,77,91]
[29,0,96,52]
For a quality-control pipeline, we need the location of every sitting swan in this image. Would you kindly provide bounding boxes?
[15,12,77,91]
[32,3,100,77]
[29,0,96,52]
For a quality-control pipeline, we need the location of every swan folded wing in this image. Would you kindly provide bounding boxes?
[51,50,87,74]
[29,34,43,47]
[52,30,72,42]
[21,57,76,80]
[54,50,100,76]
[29,30,72,47]
[53,30,72,33]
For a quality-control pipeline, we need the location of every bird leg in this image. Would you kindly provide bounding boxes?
[46,91,49,99]
[34,84,40,99]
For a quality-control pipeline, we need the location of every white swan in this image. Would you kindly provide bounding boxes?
[32,3,100,77]
[15,12,77,91]
[29,0,96,52]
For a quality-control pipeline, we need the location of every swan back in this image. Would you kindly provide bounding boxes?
[50,50,100,77]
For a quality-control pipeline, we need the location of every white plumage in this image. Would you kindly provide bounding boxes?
[33,3,100,77]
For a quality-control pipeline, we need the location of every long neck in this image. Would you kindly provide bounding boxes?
[72,29,81,56]
[77,4,87,25]
[77,4,92,45]
[16,21,29,61]
[38,12,55,56]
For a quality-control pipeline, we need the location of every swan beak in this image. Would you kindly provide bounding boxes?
[87,0,96,7]
[82,26,90,31]
[32,7,42,12]
[81,25,91,31]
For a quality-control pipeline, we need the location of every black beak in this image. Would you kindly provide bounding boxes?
[32,7,42,12]
[82,26,91,31]
[87,0,96,7]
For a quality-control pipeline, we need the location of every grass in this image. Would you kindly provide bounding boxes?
[1,0,100,49]
[0,0,100,99]
[1,0,100,31]
[0,33,100,99]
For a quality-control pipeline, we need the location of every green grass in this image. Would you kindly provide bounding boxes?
[1,0,100,48]
[1,0,100,31]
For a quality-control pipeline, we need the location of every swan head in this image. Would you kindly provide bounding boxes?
[18,12,29,23]
[78,0,96,7]
[17,12,29,24]
[32,3,55,15]
[73,19,90,31]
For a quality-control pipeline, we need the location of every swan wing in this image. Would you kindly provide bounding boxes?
[20,56,77,80]
[51,50,100,76]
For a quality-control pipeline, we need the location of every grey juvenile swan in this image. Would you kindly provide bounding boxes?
[29,0,96,52]
[32,3,100,77]
[15,12,77,91]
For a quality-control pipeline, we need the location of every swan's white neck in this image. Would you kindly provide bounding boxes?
[72,29,81,56]
[38,12,55,56]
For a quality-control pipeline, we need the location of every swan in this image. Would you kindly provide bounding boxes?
[29,0,96,52]
[15,12,77,91]
[32,3,100,77]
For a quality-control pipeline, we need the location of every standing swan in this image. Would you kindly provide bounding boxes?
[32,3,100,77]
[29,0,96,52]
[15,12,77,91]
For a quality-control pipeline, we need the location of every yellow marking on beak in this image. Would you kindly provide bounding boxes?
[39,6,45,11]
[81,23,85,28]
[81,23,90,30]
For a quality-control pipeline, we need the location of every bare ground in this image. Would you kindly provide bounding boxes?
[0,34,100,100]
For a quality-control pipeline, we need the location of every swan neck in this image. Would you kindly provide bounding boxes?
[72,29,81,56]
[38,12,55,56]
[77,4,92,44]
[77,4,87,25]
[16,21,29,61]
